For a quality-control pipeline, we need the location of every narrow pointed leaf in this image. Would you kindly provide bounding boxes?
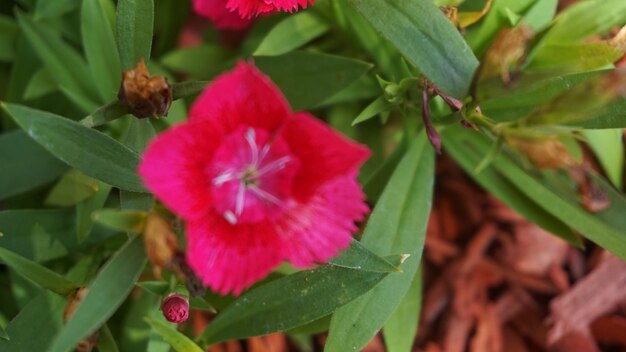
[202,266,390,344]
[82,0,122,102]
[3,103,145,192]
[383,269,422,352]
[329,240,401,273]
[0,248,79,296]
[117,0,155,69]
[347,0,479,98]
[0,130,68,200]
[254,12,329,56]
[16,12,99,111]
[48,236,147,352]
[92,209,148,234]
[145,318,204,352]
[326,133,435,352]
[255,51,372,110]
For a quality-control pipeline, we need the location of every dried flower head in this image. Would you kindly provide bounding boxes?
[143,212,180,280]
[161,293,190,323]
[507,135,578,169]
[118,59,172,118]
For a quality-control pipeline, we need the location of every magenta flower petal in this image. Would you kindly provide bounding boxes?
[192,0,253,30]
[225,0,314,19]
[140,62,370,295]
[280,175,369,268]
[186,215,283,296]
[281,112,371,201]
[189,62,290,134]
[138,122,222,220]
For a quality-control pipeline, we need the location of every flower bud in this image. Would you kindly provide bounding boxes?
[161,293,189,323]
[118,58,173,118]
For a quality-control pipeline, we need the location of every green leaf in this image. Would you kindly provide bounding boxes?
[16,12,100,111]
[255,51,372,110]
[76,182,112,243]
[0,323,7,341]
[48,235,147,352]
[171,80,210,100]
[348,0,479,98]
[521,0,558,32]
[97,324,120,352]
[121,119,156,210]
[80,101,129,128]
[45,169,99,207]
[446,126,626,259]
[145,318,204,352]
[117,0,155,69]
[443,130,580,245]
[0,15,19,62]
[573,98,626,129]
[23,68,57,101]
[479,70,606,122]
[383,269,422,352]
[137,281,170,295]
[0,292,65,352]
[190,298,217,313]
[352,96,393,126]
[254,12,329,56]
[329,240,401,273]
[584,129,624,189]
[35,0,80,18]
[0,130,68,200]
[540,0,626,45]
[527,42,623,73]
[82,0,122,102]
[0,247,79,296]
[326,133,435,352]
[4,103,146,192]
[92,209,148,233]
[161,45,234,80]
[202,266,389,344]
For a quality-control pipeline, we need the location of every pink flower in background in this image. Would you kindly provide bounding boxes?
[139,62,370,295]
[192,0,252,30]
[193,0,315,26]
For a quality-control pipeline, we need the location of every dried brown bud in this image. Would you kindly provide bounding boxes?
[143,212,180,279]
[118,58,172,118]
[482,26,534,84]
[64,288,99,352]
[507,135,578,169]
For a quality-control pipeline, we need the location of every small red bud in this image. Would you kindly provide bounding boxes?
[161,293,189,324]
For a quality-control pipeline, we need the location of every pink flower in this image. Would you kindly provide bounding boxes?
[192,0,252,30]
[193,0,315,25]
[161,293,190,323]
[139,62,370,295]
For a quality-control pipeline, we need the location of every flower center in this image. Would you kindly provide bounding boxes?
[209,127,298,225]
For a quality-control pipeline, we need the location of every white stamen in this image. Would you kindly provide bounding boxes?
[256,156,291,177]
[224,211,237,225]
[213,169,236,186]
[235,181,246,216]
[245,128,259,166]
[249,186,283,206]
